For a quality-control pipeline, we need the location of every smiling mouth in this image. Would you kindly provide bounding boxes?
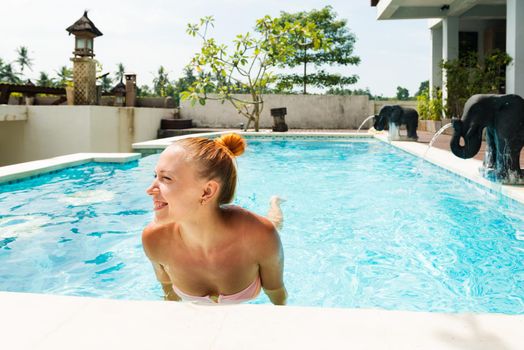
[153,201,168,211]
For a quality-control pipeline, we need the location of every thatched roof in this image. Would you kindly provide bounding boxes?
[111,81,126,95]
[66,11,103,37]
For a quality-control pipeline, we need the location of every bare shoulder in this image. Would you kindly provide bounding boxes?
[225,205,281,253]
[141,221,174,260]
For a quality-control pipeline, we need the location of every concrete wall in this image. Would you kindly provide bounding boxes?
[373,100,418,114]
[180,94,419,129]
[0,105,172,166]
[181,94,377,129]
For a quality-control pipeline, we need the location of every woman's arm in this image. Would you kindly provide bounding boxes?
[266,196,284,230]
[142,224,181,301]
[152,262,181,301]
[256,222,288,305]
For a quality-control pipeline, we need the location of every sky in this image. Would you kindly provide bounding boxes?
[1,0,431,97]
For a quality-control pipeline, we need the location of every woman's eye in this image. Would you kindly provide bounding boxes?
[162,176,172,181]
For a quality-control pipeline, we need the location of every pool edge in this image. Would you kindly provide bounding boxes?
[0,153,141,184]
[1,291,523,349]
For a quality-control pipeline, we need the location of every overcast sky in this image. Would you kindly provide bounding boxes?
[1,0,431,97]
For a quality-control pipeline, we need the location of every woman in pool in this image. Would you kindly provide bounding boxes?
[142,133,287,305]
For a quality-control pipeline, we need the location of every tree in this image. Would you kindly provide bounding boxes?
[272,6,360,94]
[171,67,197,106]
[0,60,21,84]
[326,87,373,98]
[182,16,327,131]
[137,84,154,97]
[415,80,429,97]
[15,46,33,76]
[36,72,54,87]
[396,86,409,100]
[152,66,171,97]
[115,63,125,83]
[100,75,113,93]
[55,66,72,87]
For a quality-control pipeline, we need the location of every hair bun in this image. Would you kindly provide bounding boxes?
[215,133,246,157]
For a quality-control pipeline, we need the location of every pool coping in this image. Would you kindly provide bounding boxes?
[1,291,523,349]
[0,153,141,184]
[372,134,524,204]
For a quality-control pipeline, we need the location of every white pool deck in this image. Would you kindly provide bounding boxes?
[1,131,524,349]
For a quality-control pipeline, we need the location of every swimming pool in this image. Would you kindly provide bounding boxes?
[1,139,523,314]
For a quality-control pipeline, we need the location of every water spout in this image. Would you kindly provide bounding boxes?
[423,123,453,158]
[357,115,376,133]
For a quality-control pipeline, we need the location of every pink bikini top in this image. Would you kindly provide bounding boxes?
[172,276,261,304]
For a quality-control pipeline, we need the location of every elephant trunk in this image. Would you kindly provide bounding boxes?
[450,119,483,159]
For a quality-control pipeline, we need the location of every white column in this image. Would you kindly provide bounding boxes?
[442,16,459,102]
[430,26,443,97]
[506,0,524,96]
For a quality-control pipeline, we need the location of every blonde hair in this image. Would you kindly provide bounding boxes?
[175,133,246,204]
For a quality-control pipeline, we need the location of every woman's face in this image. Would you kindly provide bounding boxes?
[146,146,206,225]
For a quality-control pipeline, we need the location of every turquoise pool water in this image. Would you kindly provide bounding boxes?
[1,140,523,314]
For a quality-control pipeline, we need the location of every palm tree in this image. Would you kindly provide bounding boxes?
[0,57,6,81]
[153,66,170,96]
[55,66,72,87]
[0,62,22,84]
[100,74,113,93]
[15,46,33,75]
[115,63,125,83]
[36,72,54,87]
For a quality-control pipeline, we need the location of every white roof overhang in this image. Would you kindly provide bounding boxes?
[376,0,506,20]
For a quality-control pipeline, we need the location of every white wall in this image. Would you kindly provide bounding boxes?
[0,106,172,166]
[181,95,418,129]
[180,94,384,129]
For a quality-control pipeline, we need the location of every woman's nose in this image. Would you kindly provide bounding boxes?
[146,180,159,195]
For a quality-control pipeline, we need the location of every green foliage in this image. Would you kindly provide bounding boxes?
[153,66,171,97]
[325,86,372,98]
[170,67,197,106]
[36,72,55,87]
[95,62,113,92]
[0,58,21,84]
[137,84,154,97]
[415,80,429,97]
[276,70,357,93]
[15,46,33,74]
[55,66,73,87]
[417,87,443,121]
[115,63,125,83]
[441,50,512,118]
[100,75,113,93]
[396,86,410,101]
[272,6,360,94]
[182,15,328,131]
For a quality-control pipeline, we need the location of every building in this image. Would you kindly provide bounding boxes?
[370,0,523,99]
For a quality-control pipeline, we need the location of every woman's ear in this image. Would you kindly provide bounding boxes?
[201,180,220,204]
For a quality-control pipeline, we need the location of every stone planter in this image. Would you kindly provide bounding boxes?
[419,119,453,135]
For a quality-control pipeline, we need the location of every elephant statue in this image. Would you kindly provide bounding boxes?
[450,94,524,184]
[373,105,419,141]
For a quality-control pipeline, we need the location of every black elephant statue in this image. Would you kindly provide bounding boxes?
[450,94,524,184]
[373,105,419,141]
